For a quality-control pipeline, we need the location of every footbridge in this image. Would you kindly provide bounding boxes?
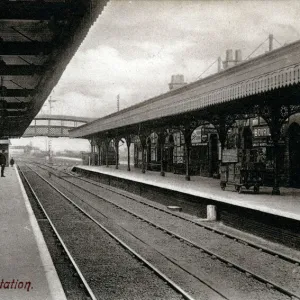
[70,39,300,195]
[23,114,94,138]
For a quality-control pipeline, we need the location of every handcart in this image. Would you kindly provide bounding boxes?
[220,162,241,192]
[220,149,265,194]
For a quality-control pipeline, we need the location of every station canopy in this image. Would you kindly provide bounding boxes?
[0,0,107,138]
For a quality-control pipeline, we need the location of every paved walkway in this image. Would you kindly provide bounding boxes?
[77,164,300,221]
[0,166,66,300]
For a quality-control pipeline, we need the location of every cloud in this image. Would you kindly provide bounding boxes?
[52,43,177,117]
[16,0,300,151]
[47,0,300,120]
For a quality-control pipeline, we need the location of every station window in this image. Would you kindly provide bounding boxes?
[252,118,259,126]
[151,147,157,161]
[191,128,202,145]
[150,133,158,144]
[173,145,184,164]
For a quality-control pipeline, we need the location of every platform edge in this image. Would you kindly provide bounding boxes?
[15,165,67,300]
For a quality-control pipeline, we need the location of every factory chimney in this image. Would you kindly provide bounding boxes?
[217,57,222,72]
[223,49,242,70]
[168,74,187,91]
[235,49,242,63]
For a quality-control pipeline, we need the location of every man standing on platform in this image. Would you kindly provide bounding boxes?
[0,150,6,177]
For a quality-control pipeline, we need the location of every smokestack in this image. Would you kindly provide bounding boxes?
[269,34,274,51]
[223,49,243,69]
[226,49,233,62]
[235,50,242,63]
[218,57,222,72]
[169,74,187,90]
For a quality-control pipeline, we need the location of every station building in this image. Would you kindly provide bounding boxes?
[76,40,300,195]
[128,112,300,188]
[89,49,300,188]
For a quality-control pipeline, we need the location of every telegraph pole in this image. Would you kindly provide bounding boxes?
[48,96,58,164]
[49,96,57,115]
[117,94,120,112]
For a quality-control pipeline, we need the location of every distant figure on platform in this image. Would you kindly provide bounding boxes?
[0,150,6,177]
[10,158,15,167]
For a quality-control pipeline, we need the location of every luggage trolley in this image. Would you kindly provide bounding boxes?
[220,149,265,194]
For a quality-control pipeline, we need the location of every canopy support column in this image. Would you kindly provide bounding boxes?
[97,144,101,166]
[104,138,110,168]
[158,132,166,177]
[114,138,119,169]
[125,136,131,171]
[256,105,284,195]
[89,139,94,166]
[140,136,147,174]
[184,132,192,181]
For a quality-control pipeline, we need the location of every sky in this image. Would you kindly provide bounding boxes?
[11,0,300,151]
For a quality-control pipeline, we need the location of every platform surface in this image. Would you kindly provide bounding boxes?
[77,165,300,221]
[0,166,66,300]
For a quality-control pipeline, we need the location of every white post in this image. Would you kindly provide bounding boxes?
[207,205,217,221]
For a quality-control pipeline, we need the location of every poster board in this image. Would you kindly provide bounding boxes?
[222,149,238,163]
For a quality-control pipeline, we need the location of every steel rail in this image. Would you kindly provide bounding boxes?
[29,162,300,300]
[28,164,230,300]
[18,166,98,300]
[35,161,300,266]
[23,165,197,300]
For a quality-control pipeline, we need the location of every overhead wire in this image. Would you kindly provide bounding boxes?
[197,58,219,80]
[245,36,269,60]
[198,34,282,81]
[274,37,282,46]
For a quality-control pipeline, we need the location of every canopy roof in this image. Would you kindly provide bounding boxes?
[0,0,108,138]
[70,39,300,138]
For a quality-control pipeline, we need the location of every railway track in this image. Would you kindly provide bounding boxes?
[34,163,300,258]
[19,164,225,300]
[19,166,97,300]
[24,162,300,300]
[37,162,300,264]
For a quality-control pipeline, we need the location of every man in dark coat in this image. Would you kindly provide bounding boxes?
[0,150,6,177]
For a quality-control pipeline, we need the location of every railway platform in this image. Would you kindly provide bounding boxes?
[73,164,300,221]
[0,166,66,300]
